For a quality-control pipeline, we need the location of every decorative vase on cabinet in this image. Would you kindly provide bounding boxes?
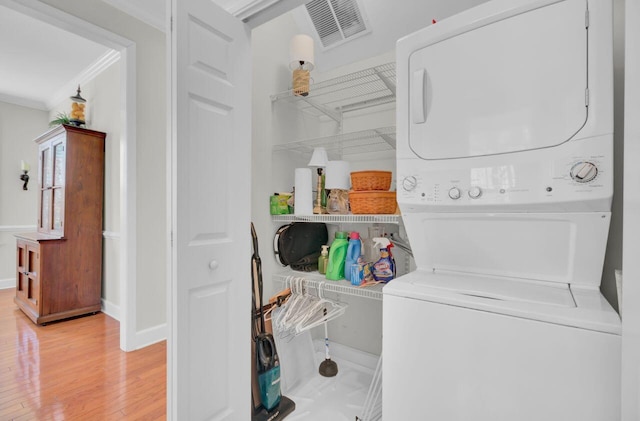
[14,124,106,325]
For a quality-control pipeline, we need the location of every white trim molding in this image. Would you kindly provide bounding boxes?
[101,298,120,321]
[136,323,167,349]
[103,230,121,240]
[46,50,121,110]
[0,225,37,232]
[0,278,15,290]
[0,93,47,110]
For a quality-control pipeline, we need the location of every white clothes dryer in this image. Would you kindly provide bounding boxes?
[385,0,621,419]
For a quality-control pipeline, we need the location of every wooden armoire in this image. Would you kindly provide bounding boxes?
[15,124,106,325]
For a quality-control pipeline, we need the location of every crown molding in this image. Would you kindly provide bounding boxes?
[45,50,121,110]
[0,93,47,110]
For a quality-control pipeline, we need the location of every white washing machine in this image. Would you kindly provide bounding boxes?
[384,0,621,420]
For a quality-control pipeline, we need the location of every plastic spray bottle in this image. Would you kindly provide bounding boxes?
[326,231,349,280]
[344,231,362,282]
[372,237,395,283]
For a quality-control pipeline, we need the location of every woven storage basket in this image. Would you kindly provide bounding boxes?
[349,191,397,214]
[351,171,392,191]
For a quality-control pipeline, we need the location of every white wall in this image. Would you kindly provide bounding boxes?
[601,0,626,312]
[622,0,640,418]
[40,0,167,338]
[0,102,48,289]
[251,12,304,308]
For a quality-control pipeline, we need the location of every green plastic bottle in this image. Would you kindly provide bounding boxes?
[318,245,329,275]
[326,231,348,280]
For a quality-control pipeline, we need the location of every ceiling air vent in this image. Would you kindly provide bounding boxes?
[305,0,369,49]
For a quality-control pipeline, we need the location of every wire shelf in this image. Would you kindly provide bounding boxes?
[273,126,396,159]
[271,62,396,120]
[273,269,384,301]
[271,214,401,224]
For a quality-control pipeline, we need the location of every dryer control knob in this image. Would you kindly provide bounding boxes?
[570,162,598,183]
[468,186,482,199]
[448,187,461,200]
[402,176,418,191]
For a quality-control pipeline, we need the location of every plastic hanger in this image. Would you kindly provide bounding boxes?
[294,282,347,334]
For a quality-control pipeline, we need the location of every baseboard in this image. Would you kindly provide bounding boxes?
[101,298,120,321]
[136,323,167,349]
[91,299,168,350]
[0,278,15,290]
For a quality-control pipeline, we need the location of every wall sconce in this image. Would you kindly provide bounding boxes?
[290,34,315,97]
[308,147,328,214]
[20,160,30,190]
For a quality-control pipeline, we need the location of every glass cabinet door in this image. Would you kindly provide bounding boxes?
[39,144,51,233]
[51,141,65,233]
[38,135,66,235]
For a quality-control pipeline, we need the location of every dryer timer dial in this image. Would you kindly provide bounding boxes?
[570,162,598,183]
[402,176,418,191]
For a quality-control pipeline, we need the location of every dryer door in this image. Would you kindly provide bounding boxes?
[408,0,588,160]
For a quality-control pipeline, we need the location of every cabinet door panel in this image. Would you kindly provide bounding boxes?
[41,189,51,232]
[42,146,52,187]
[26,244,39,308]
[53,188,64,231]
[53,141,65,187]
[16,242,27,298]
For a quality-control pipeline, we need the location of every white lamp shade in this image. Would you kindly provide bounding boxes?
[308,147,328,167]
[290,34,315,70]
[325,160,351,190]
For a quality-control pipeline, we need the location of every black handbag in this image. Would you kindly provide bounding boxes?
[273,222,328,271]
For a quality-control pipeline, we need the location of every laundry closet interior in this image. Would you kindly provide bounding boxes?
[250,2,430,419]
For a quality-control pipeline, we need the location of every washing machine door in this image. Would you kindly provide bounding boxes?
[408,0,588,160]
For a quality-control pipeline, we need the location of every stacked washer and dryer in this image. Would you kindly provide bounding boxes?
[384,0,621,420]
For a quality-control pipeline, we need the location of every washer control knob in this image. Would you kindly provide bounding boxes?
[468,186,482,199]
[448,187,461,200]
[570,161,598,183]
[402,176,418,191]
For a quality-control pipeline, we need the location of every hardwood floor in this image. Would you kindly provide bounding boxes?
[0,288,166,420]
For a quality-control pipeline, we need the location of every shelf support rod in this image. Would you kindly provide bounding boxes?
[373,66,396,97]
[375,128,396,148]
[301,97,342,123]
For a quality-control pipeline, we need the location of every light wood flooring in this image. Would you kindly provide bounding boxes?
[0,288,166,420]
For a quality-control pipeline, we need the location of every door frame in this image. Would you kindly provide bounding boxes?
[0,0,138,351]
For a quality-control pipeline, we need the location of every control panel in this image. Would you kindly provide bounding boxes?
[397,145,611,211]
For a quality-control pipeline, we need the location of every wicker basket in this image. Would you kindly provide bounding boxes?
[349,191,397,214]
[351,171,392,191]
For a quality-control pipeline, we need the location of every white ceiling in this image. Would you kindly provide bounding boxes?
[0,5,113,110]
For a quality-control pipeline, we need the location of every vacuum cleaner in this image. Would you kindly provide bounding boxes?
[251,223,295,421]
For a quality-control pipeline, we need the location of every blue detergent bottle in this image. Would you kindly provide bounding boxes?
[345,231,362,282]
